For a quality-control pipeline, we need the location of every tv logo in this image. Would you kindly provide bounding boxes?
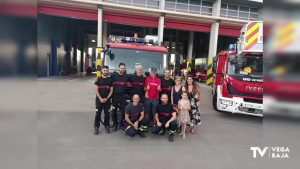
[250,147,268,158]
[250,146,290,159]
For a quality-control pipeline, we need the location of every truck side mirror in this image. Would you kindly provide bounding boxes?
[109,53,115,60]
[212,56,218,74]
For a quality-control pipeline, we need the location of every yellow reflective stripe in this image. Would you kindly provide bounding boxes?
[207,68,212,76]
[247,23,259,36]
[170,130,176,134]
[125,126,131,131]
[168,130,176,135]
[245,33,259,47]
[277,33,295,48]
[277,22,296,38]
[206,77,213,85]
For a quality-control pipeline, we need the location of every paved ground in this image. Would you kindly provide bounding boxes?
[0,76,263,169]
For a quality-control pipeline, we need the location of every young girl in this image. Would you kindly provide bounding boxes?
[178,91,191,139]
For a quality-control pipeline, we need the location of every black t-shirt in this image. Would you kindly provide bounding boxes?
[94,77,113,98]
[125,103,144,122]
[129,75,145,96]
[156,103,175,122]
[111,73,129,95]
[160,77,175,100]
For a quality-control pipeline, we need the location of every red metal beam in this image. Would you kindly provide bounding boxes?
[37,3,243,36]
[165,18,211,32]
[38,3,97,20]
[219,25,242,37]
[103,11,158,27]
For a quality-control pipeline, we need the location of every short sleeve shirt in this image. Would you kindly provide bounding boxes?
[155,103,175,122]
[111,73,129,94]
[125,103,144,122]
[160,77,175,100]
[129,75,145,96]
[144,76,161,99]
[94,77,113,98]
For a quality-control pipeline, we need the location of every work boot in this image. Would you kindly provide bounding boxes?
[168,134,174,142]
[119,123,125,131]
[94,127,99,135]
[105,126,110,134]
[113,123,118,132]
[137,131,146,138]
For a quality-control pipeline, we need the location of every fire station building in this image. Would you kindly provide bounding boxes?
[37,0,262,77]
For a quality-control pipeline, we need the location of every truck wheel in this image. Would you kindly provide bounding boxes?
[213,92,219,111]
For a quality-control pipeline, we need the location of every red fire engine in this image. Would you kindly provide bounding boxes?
[212,21,263,116]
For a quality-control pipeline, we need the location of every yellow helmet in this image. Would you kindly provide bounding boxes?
[243,67,252,73]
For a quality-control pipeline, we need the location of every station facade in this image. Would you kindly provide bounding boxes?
[37,0,262,76]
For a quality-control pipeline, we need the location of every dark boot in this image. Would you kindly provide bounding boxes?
[137,131,146,138]
[94,127,99,135]
[105,126,110,134]
[113,123,118,132]
[168,134,174,142]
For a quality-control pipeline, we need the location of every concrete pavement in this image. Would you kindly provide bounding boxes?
[1,77,262,169]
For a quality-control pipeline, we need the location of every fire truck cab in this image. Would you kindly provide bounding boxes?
[103,35,169,75]
[212,21,263,117]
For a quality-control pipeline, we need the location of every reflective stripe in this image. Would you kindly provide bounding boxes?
[141,125,147,129]
[169,130,176,135]
[140,126,147,131]
[113,81,127,85]
[131,82,144,85]
[158,129,164,134]
[95,109,98,112]
[159,112,171,117]
[125,126,131,131]
[98,85,110,89]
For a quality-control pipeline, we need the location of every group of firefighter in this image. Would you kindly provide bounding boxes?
[94,63,201,142]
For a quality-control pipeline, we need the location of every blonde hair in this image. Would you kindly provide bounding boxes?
[175,76,182,81]
[135,65,143,70]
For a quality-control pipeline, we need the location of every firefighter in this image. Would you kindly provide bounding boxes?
[160,69,175,103]
[124,94,149,137]
[111,63,129,131]
[129,65,145,104]
[94,66,113,135]
[151,93,177,142]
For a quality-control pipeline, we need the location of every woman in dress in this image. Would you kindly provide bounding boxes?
[185,76,201,134]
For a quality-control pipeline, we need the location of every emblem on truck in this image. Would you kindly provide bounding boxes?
[246,86,263,92]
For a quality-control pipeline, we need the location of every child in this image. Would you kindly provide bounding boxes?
[178,91,191,139]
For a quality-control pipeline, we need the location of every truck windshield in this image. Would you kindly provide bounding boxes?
[104,48,167,74]
[228,54,263,78]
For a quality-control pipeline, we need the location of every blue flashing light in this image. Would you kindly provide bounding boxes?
[121,37,154,44]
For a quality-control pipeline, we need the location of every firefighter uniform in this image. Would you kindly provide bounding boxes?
[125,103,149,137]
[160,77,175,103]
[94,76,113,128]
[151,103,177,136]
[129,74,145,103]
[111,73,129,128]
